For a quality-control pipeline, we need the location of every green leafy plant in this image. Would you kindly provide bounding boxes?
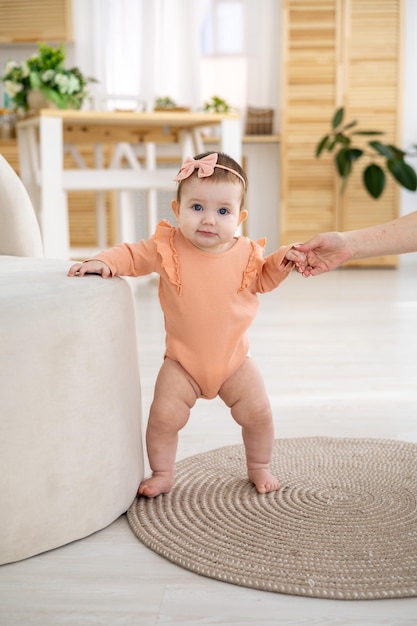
[203,95,231,113]
[1,42,97,112]
[154,96,178,109]
[316,107,417,199]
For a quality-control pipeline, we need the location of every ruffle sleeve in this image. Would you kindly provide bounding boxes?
[238,238,266,293]
[154,220,183,294]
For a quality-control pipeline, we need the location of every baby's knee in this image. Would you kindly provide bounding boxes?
[148,397,191,432]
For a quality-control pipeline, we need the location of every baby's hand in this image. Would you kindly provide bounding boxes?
[68,260,112,278]
[285,248,307,266]
[285,247,306,272]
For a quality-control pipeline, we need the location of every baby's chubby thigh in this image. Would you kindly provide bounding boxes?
[218,357,272,424]
[152,357,202,416]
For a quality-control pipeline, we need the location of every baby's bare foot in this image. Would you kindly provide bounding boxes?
[248,468,280,494]
[138,472,174,498]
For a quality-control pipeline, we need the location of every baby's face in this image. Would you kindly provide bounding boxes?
[171,177,247,253]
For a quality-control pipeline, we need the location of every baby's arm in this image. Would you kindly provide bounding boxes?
[68,260,112,278]
[256,243,299,292]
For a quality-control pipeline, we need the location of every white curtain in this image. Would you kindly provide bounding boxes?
[245,0,280,110]
[73,0,280,116]
[81,0,206,111]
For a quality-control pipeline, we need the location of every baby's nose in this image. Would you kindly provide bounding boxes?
[202,212,215,224]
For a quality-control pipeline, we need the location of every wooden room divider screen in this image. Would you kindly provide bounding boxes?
[0,0,73,42]
[280,0,403,266]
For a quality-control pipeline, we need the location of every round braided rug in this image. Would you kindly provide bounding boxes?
[127,437,417,600]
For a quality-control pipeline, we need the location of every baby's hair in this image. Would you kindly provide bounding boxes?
[176,151,248,210]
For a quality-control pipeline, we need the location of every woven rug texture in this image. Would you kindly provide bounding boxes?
[127,437,417,600]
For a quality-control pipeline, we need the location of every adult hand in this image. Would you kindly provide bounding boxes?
[293,232,353,277]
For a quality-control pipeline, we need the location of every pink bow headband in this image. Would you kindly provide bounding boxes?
[174,153,246,188]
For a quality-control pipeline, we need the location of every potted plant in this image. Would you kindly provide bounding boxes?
[154,96,189,112]
[316,107,417,199]
[203,95,231,113]
[1,42,97,113]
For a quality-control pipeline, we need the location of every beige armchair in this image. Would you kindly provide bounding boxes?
[0,153,43,257]
[0,155,144,564]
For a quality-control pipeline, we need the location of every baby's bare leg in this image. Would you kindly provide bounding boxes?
[219,358,279,494]
[138,358,200,498]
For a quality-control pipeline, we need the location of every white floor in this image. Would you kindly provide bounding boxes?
[1,261,417,625]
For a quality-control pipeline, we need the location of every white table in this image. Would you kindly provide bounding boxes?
[16,110,242,259]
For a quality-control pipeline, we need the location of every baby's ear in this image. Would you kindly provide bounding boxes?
[171,199,180,220]
[238,210,248,226]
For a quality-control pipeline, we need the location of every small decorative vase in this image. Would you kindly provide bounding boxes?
[27,90,58,112]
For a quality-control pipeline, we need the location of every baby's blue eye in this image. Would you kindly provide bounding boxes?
[218,208,229,215]
[192,204,203,212]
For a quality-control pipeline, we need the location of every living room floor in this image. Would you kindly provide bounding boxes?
[1,261,417,625]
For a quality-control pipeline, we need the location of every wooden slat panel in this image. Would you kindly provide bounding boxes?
[0,0,73,42]
[280,0,402,265]
[0,140,19,171]
[280,0,339,244]
[341,0,401,246]
[68,191,116,248]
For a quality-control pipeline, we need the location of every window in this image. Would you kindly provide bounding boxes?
[201,0,245,56]
[200,0,246,113]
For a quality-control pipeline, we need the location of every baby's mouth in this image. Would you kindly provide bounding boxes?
[198,230,217,237]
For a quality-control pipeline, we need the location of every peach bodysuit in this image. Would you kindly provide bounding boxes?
[95,221,293,398]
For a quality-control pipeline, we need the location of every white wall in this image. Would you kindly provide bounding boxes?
[401,0,417,219]
[244,142,280,252]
